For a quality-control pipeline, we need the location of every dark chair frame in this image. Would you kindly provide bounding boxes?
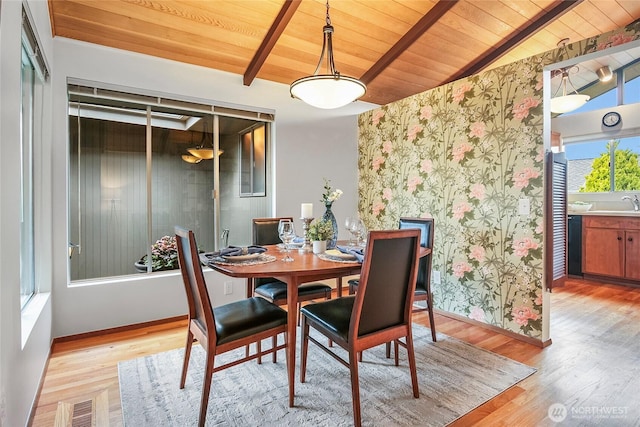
[349,216,436,343]
[176,226,290,427]
[300,229,421,427]
[250,217,333,325]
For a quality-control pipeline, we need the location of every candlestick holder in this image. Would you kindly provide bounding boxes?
[299,217,314,253]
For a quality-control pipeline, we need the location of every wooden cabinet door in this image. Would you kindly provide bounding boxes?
[583,227,624,278]
[625,230,640,280]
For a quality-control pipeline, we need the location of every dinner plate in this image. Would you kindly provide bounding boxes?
[324,249,356,260]
[222,253,262,262]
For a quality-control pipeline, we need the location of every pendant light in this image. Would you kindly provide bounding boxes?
[550,39,590,114]
[185,120,223,162]
[289,0,366,109]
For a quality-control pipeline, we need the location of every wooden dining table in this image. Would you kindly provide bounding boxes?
[208,245,362,406]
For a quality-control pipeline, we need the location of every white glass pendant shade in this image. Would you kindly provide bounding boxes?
[290,74,366,109]
[289,1,366,109]
[549,94,590,114]
[187,147,214,159]
[182,154,202,164]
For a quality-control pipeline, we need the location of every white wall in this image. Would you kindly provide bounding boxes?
[51,38,376,338]
[0,3,375,423]
[0,1,54,425]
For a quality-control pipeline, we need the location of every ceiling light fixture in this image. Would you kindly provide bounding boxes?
[596,65,613,82]
[550,39,590,114]
[184,121,224,163]
[181,154,202,164]
[289,0,366,109]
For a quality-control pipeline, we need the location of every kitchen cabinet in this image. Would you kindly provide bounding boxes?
[582,216,640,282]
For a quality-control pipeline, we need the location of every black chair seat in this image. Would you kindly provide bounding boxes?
[215,297,287,345]
[255,280,332,301]
[300,296,355,341]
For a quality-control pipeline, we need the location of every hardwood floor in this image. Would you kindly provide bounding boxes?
[31,278,640,426]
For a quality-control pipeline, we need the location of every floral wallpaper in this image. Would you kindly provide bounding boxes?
[357,21,640,340]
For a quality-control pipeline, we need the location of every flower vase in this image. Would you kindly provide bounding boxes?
[322,202,339,249]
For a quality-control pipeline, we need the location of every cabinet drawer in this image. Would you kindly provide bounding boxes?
[583,216,640,230]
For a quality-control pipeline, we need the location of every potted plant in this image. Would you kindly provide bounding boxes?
[308,219,333,254]
[134,235,180,272]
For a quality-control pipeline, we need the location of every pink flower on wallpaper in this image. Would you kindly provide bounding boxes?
[420,159,433,174]
[452,201,472,219]
[469,121,486,138]
[512,306,539,326]
[452,83,472,103]
[469,183,485,200]
[382,188,393,200]
[469,245,485,262]
[382,140,393,154]
[535,78,543,91]
[407,124,423,141]
[372,156,385,171]
[469,306,485,322]
[372,109,385,126]
[512,97,541,120]
[535,221,543,234]
[420,105,433,120]
[453,261,473,278]
[535,147,545,162]
[452,142,473,162]
[372,201,386,216]
[534,292,543,306]
[513,237,539,257]
[407,175,423,193]
[513,167,540,189]
[598,34,634,51]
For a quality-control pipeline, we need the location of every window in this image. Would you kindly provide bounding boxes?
[566,136,640,193]
[68,83,274,281]
[239,124,266,196]
[20,7,48,308]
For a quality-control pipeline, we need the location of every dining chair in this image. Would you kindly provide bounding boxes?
[300,229,421,427]
[349,217,437,344]
[175,226,290,427]
[251,217,333,330]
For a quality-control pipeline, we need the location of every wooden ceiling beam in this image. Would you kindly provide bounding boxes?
[359,0,459,86]
[243,0,301,86]
[445,0,583,84]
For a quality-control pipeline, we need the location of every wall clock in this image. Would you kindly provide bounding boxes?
[602,111,621,127]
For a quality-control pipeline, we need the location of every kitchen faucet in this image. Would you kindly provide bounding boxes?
[621,195,640,211]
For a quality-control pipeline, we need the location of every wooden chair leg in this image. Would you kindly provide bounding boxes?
[199,350,216,427]
[394,340,399,366]
[348,349,362,427]
[385,342,391,359]
[180,330,194,389]
[406,331,420,398]
[257,340,262,364]
[428,295,437,342]
[272,335,278,363]
[300,317,309,383]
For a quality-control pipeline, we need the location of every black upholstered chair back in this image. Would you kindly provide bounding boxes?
[353,229,420,337]
[252,217,293,287]
[399,217,434,293]
[176,226,214,340]
[253,217,293,245]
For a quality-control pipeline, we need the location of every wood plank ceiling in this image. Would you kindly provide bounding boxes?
[48,0,640,106]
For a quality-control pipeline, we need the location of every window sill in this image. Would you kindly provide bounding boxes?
[21,292,51,349]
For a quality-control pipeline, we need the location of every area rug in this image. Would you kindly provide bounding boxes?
[118,325,536,426]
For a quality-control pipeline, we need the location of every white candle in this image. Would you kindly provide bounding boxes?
[301,203,313,218]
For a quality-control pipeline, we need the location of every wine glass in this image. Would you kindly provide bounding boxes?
[345,216,364,247]
[278,219,296,262]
